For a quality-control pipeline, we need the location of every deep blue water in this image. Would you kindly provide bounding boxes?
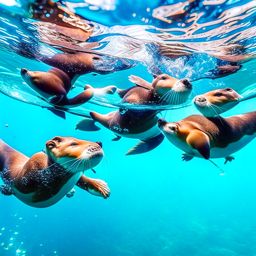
[0,0,256,255]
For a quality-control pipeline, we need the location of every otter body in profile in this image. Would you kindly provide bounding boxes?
[21,67,116,110]
[77,74,192,155]
[158,112,256,162]
[0,137,110,208]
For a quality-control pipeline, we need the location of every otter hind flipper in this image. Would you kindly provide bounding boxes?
[93,86,117,96]
[126,133,164,155]
[64,89,94,107]
[0,185,13,196]
[90,111,115,129]
[76,118,100,131]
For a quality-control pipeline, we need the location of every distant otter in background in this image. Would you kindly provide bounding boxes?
[77,74,193,155]
[0,136,110,208]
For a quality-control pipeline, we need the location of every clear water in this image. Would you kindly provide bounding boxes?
[0,0,256,255]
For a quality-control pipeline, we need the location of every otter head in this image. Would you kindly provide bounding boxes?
[46,136,103,173]
[193,88,241,117]
[158,119,179,138]
[20,68,67,98]
[152,74,192,105]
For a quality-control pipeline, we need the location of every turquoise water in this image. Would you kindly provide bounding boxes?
[0,1,256,255]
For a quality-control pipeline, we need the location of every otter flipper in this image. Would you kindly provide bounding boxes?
[66,188,76,198]
[90,111,116,129]
[126,133,164,155]
[92,85,117,96]
[0,185,13,196]
[186,130,210,159]
[76,175,110,199]
[63,89,94,107]
[76,118,100,131]
[128,75,152,90]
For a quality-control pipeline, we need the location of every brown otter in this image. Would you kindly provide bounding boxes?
[20,67,116,111]
[158,112,256,163]
[0,136,110,208]
[77,74,193,155]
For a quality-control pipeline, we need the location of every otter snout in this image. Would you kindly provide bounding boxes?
[194,96,207,103]
[87,144,102,154]
[180,78,192,90]
[96,141,102,148]
[158,118,167,127]
[20,68,28,76]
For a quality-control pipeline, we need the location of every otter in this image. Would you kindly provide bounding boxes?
[0,136,110,208]
[158,112,256,163]
[77,74,193,155]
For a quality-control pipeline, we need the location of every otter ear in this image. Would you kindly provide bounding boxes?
[186,130,210,159]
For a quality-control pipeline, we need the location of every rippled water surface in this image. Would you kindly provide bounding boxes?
[0,0,256,255]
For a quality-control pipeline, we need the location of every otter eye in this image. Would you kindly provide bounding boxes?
[70,142,78,147]
[214,92,223,97]
[93,56,101,60]
[161,76,167,80]
[169,126,176,131]
[225,88,233,92]
[52,137,62,143]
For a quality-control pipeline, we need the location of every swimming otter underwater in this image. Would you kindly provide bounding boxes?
[0,136,110,208]
[77,74,193,155]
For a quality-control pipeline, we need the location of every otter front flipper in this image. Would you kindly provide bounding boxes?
[0,185,13,196]
[186,130,210,159]
[126,133,164,155]
[89,85,117,96]
[128,75,152,90]
[77,175,110,199]
[182,153,194,161]
[66,188,76,198]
